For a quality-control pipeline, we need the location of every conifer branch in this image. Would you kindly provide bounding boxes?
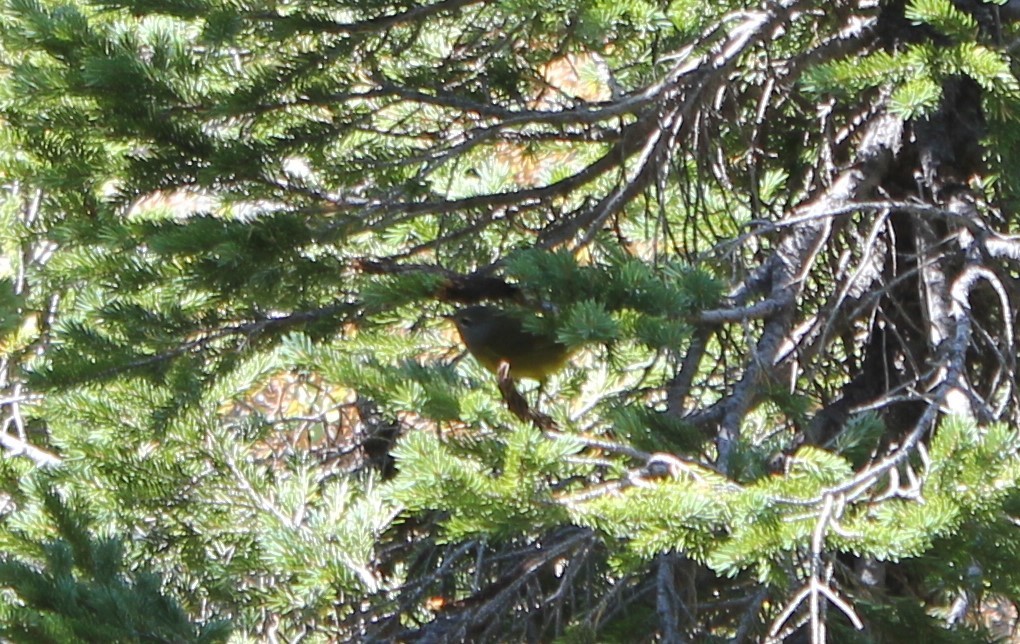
[255,0,491,35]
[666,328,710,417]
[6,0,1020,638]
[655,553,686,643]
[715,113,903,471]
[90,304,354,381]
[0,431,60,467]
[807,262,989,505]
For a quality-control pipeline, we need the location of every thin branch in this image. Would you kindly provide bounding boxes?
[715,113,904,471]
[776,260,989,512]
[253,0,491,35]
[89,303,355,382]
[666,327,710,415]
[655,554,688,644]
[0,432,60,467]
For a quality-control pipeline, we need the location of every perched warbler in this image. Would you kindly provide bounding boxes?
[447,305,571,381]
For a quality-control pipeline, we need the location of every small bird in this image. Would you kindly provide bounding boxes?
[446,305,571,381]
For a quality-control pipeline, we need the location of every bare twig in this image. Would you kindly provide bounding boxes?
[0,432,60,467]
[715,113,905,471]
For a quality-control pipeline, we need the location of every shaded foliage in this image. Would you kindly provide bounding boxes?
[1,0,1020,641]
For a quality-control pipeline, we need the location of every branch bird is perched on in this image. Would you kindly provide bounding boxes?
[447,305,571,381]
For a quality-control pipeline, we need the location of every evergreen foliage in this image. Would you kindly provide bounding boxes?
[1,0,1020,641]
[0,478,231,642]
